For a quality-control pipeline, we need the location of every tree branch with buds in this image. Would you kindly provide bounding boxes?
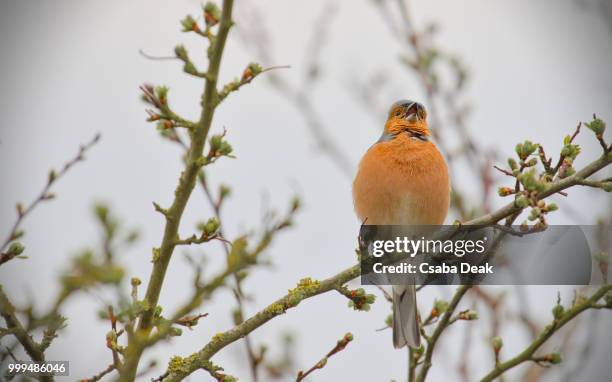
[0,133,101,266]
[160,115,611,381]
[479,285,612,382]
[295,333,354,381]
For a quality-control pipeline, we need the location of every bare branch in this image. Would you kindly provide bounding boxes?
[0,133,101,265]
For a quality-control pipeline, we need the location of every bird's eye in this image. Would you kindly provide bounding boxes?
[394,109,402,117]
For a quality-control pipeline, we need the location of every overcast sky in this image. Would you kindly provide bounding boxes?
[1,0,611,381]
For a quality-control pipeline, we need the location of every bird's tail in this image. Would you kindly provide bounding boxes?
[392,284,420,349]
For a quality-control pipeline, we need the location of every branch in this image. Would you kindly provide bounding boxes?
[217,64,291,104]
[162,270,359,381]
[119,1,236,380]
[467,151,612,226]
[479,285,612,382]
[156,124,300,382]
[295,333,354,381]
[158,146,612,381]
[79,364,115,382]
[0,286,53,382]
[415,286,471,382]
[163,127,262,380]
[0,133,101,265]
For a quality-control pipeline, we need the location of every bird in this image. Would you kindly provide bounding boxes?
[352,100,450,348]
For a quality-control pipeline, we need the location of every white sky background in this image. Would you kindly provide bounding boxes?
[1,0,611,381]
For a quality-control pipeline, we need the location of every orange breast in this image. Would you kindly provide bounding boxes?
[352,135,450,225]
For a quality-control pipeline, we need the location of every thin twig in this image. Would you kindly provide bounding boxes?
[79,364,115,382]
[0,133,101,264]
[479,285,612,382]
[295,333,353,381]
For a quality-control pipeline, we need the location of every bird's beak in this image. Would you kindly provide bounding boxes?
[405,112,419,123]
[403,102,426,123]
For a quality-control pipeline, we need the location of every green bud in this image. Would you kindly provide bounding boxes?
[180,15,198,32]
[560,144,581,160]
[106,330,117,342]
[209,135,223,151]
[515,143,524,158]
[492,336,503,353]
[203,217,220,236]
[219,184,231,199]
[203,2,221,26]
[508,158,518,170]
[385,314,393,327]
[183,61,197,76]
[515,140,538,160]
[248,62,263,76]
[155,86,169,104]
[546,203,558,212]
[48,170,57,183]
[174,45,188,61]
[563,135,571,145]
[585,118,606,135]
[601,182,612,192]
[8,242,25,256]
[131,277,142,286]
[460,310,478,320]
[552,303,564,320]
[94,204,109,222]
[560,145,571,157]
[170,327,183,337]
[413,345,425,358]
[515,196,529,208]
[535,178,549,193]
[434,299,449,314]
[528,207,541,221]
[218,141,233,156]
[518,169,539,191]
[548,353,562,364]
